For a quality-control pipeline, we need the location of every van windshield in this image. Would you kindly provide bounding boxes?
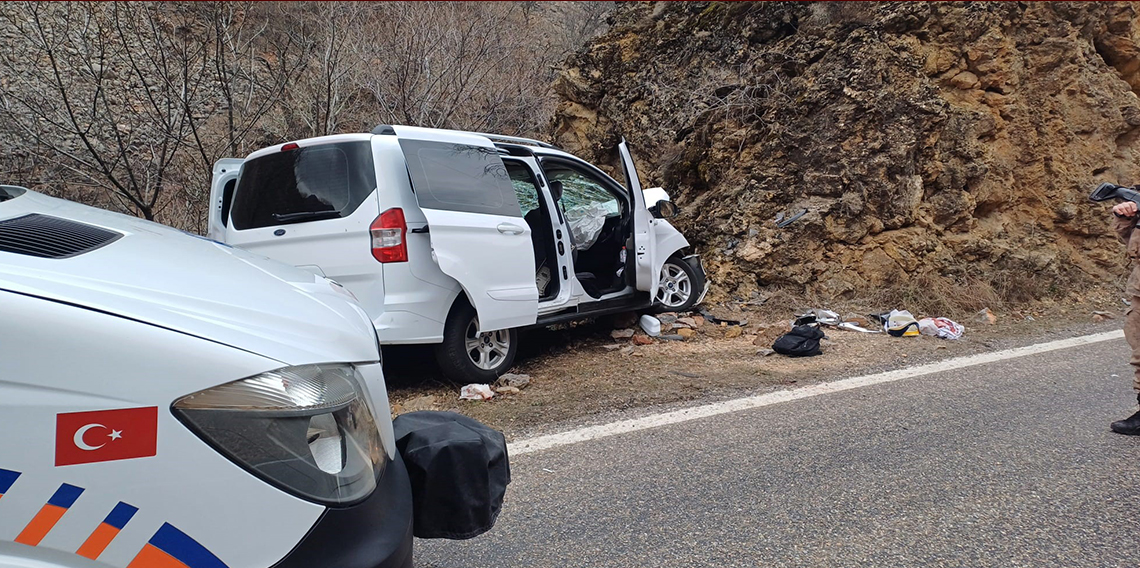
[230,141,376,230]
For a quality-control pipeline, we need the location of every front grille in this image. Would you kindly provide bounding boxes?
[0,214,122,259]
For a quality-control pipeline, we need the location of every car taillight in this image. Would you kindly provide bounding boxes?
[370,208,407,263]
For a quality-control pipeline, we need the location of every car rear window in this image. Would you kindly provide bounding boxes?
[229,141,376,230]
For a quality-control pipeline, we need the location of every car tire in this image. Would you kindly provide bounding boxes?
[653,255,705,313]
[435,300,518,383]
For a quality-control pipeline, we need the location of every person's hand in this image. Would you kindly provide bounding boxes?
[1115,201,1139,218]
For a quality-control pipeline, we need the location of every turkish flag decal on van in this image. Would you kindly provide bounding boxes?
[55,407,158,466]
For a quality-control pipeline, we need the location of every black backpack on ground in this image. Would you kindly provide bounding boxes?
[772,325,825,357]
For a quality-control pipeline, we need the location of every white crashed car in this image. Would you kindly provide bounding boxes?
[208,126,708,382]
[0,185,415,568]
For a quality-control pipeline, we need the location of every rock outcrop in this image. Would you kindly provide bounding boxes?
[551,2,1140,305]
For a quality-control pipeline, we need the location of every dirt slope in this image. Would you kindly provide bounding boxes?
[551,2,1140,307]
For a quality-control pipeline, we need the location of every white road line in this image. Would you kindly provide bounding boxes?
[508,329,1125,456]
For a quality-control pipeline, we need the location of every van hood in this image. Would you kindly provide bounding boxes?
[0,191,378,365]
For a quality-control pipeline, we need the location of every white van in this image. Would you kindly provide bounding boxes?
[208,126,706,382]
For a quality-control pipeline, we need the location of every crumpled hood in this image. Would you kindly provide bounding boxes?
[0,191,378,365]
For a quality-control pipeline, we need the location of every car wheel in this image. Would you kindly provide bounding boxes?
[654,255,704,312]
[435,300,518,383]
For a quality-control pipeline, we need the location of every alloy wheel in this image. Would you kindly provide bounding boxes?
[464,318,511,370]
[655,263,692,309]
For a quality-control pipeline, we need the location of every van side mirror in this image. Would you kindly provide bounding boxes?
[548,180,563,202]
[649,200,678,219]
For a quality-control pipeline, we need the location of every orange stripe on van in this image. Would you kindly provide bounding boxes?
[76,523,119,559]
[14,504,66,546]
[127,543,190,568]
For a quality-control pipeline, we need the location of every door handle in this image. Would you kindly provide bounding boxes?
[497,223,524,235]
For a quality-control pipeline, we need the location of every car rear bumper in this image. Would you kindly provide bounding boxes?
[270,452,414,568]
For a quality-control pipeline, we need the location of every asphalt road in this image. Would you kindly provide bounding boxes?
[416,335,1140,568]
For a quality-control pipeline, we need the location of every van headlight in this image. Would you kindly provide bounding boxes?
[172,364,385,507]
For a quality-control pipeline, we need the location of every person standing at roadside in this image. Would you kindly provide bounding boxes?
[1112,199,1140,434]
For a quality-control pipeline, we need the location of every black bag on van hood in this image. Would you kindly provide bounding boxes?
[392,411,510,539]
[772,325,825,357]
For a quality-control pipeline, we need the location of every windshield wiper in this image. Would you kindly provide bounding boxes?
[272,210,340,223]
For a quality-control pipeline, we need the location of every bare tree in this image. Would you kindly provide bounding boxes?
[351,2,600,136]
[0,1,613,229]
[0,2,308,228]
[0,2,208,220]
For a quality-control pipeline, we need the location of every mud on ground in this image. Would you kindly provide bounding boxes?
[385,289,1129,440]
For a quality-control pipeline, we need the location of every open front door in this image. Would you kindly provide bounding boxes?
[393,125,538,332]
[207,158,243,241]
[617,139,659,296]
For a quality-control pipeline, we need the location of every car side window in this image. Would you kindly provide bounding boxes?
[399,139,522,217]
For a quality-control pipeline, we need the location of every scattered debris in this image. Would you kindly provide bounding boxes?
[496,373,531,389]
[632,334,654,346]
[1092,310,1115,321]
[657,313,678,325]
[670,370,701,378]
[620,346,635,356]
[639,314,662,336]
[542,468,555,473]
[885,309,921,337]
[692,315,706,327]
[611,328,636,339]
[917,317,964,340]
[774,208,807,228]
[1124,298,1132,307]
[677,328,698,339]
[837,322,880,333]
[772,325,826,357]
[724,326,743,339]
[602,344,623,351]
[756,348,776,357]
[844,314,872,327]
[975,307,998,325]
[868,312,892,328]
[459,384,495,401]
[493,386,521,395]
[659,334,686,341]
[677,317,697,327]
[795,308,841,326]
[697,307,745,326]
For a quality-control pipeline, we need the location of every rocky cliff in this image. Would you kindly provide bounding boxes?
[551,2,1140,309]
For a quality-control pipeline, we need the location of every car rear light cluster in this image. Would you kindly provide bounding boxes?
[370,208,407,263]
